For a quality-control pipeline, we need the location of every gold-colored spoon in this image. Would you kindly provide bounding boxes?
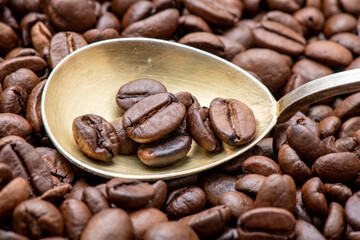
[41,38,360,180]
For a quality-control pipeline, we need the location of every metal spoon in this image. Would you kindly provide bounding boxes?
[41,38,360,180]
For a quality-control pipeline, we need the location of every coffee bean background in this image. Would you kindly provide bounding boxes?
[1,0,360,239]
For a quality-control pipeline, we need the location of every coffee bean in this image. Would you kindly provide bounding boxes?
[295,220,326,240]
[209,98,256,146]
[175,91,195,109]
[12,199,64,239]
[266,0,302,12]
[335,137,357,152]
[214,228,239,240]
[145,180,167,209]
[178,14,212,37]
[294,189,313,223]
[301,177,328,216]
[0,229,29,240]
[223,24,254,49]
[219,36,244,61]
[39,184,72,204]
[144,221,199,240]
[83,28,119,44]
[166,174,199,192]
[330,33,360,57]
[318,116,341,139]
[97,12,121,32]
[72,114,120,161]
[338,117,360,139]
[292,58,333,82]
[5,47,39,60]
[123,93,186,143]
[323,202,346,240]
[121,1,155,29]
[242,155,282,176]
[235,174,267,197]
[110,117,139,155]
[106,178,155,210]
[282,73,307,95]
[80,208,133,240]
[0,162,12,189]
[345,191,360,231]
[111,0,142,18]
[164,186,206,219]
[262,10,304,36]
[324,183,352,205]
[65,179,89,200]
[82,187,109,215]
[218,191,254,218]
[0,22,18,56]
[0,86,27,117]
[323,0,342,17]
[324,13,357,38]
[130,208,168,240]
[293,7,325,36]
[3,68,41,94]
[333,92,360,121]
[0,6,19,30]
[30,21,52,59]
[179,205,231,239]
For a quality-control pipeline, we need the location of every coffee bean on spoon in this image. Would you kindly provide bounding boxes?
[72,114,120,161]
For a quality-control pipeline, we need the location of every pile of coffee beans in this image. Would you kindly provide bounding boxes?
[2,0,360,239]
[73,78,256,167]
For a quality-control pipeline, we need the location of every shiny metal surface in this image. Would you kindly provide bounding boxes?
[41,38,278,180]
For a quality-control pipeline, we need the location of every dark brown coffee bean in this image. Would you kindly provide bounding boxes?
[218,191,254,218]
[5,47,39,60]
[130,208,168,240]
[324,13,357,38]
[0,56,47,82]
[312,152,360,183]
[286,124,328,166]
[187,101,222,152]
[106,178,155,210]
[116,78,167,111]
[39,184,72,204]
[223,24,254,49]
[138,134,192,167]
[307,105,333,123]
[166,174,199,192]
[218,35,245,61]
[318,116,341,139]
[80,208,133,240]
[0,113,31,139]
[121,1,155,29]
[177,14,212,37]
[235,174,267,197]
[255,137,274,159]
[209,98,256,146]
[19,13,50,47]
[3,68,41,95]
[282,73,307,95]
[292,58,333,82]
[293,7,325,36]
[0,141,53,195]
[324,183,352,205]
[0,135,26,149]
[0,86,27,117]
[145,180,167,209]
[345,191,360,231]
[65,179,89,200]
[0,22,18,56]
[164,186,206,219]
[338,117,360,139]
[46,0,96,32]
[35,147,74,185]
[242,155,282,176]
[199,173,237,206]
[305,40,353,66]
[237,207,296,240]
[0,177,28,221]
[330,33,360,57]
[323,202,346,240]
[262,10,304,36]
[121,9,179,39]
[333,92,360,121]
[49,32,87,69]
[335,137,357,152]
[0,162,12,189]
[145,221,199,240]
[12,199,64,239]
[111,0,142,18]
[254,174,296,212]
[30,21,52,59]
[123,93,186,143]
[60,199,92,240]
[174,91,194,110]
[301,177,328,216]
[294,189,312,223]
[97,12,121,32]
[179,205,231,239]
[82,187,109,215]
[278,144,312,182]
[295,220,326,240]
[73,114,120,161]
[83,28,119,44]
[232,48,291,96]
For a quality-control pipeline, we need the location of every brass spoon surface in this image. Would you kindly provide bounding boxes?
[41,38,360,180]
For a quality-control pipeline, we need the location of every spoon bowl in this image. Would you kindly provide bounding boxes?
[41,38,360,180]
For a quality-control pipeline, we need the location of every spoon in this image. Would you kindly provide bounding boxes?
[41,38,360,180]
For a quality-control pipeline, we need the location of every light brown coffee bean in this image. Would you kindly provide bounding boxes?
[144,221,199,240]
[82,187,110,215]
[324,13,357,38]
[235,174,267,197]
[242,155,282,176]
[0,22,18,56]
[218,191,254,218]
[3,68,41,95]
[293,7,325,36]
[333,92,360,121]
[30,21,52,59]
[292,58,333,82]
[83,28,119,44]
[266,0,302,12]
[335,137,357,152]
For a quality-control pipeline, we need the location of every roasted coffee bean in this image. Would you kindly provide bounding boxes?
[39,184,72,204]
[218,191,254,218]
[110,117,139,155]
[179,32,225,58]
[312,152,360,183]
[19,13,50,47]
[335,137,357,152]
[175,91,195,110]
[252,20,306,56]
[83,28,119,44]
[97,12,121,32]
[138,134,192,167]
[266,0,302,12]
[209,98,256,146]
[3,68,41,95]
[5,47,39,60]
[123,93,186,143]
[255,174,296,212]
[235,174,267,197]
[35,147,75,185]
[177,14,212,37]
[111,0,142,18]
[179,205,231,239]
[294,189,313,223]
[0,177,28,221]
[295,220,326,240]
[219,36,244,61]
[324,183,352,204]
[223,24,254,49]
[60,199,92,240]
[80,208,133,240]
[166,174,199,192]
[121,9,179,39]
[256,138,274,158]
[0,113,31,139]
[49,32,87,69]
[116,78,167,111]
[164,186,206,219]
[82,187,109,214]
[323,202,346,240]
[214,228,239,240]
[293,7,325,36]
[338,117,360,139]
[330,33,360,57]
[12,199,64,239]
[30,21,52,59]
[46,0,96,32]
[144,221,199,240]
[65,179,89,200]
[286,124,328,166]
[121,1,155,29]
[318,116,341,139]
[282,73,307,95]
[324,13,357,38]
[323,0,342,17]
[145,180,167,209]
[237,207,296,240]
[301,177,328,216]
[345,191,360,231]
[333,92,360,121]
[307,105,333,123]
[232,48,291,96]
[262,10,304,36]
[278,144,312,182]
[0,22,18,56]
[0,135,26,149]
[130,208,168,240]
[0,140,53,195]
[0,162,12,188]
[242,155,281,176]
[292,58,333,82]
[0,86,27,117]
[72,114,120,161]
[199,173,237,206]
[0,6,19,30]
[187,101,222,152]
[106,178,155,210]
[0,229,29,240]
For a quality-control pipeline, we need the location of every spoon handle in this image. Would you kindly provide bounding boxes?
[277,68,360,123]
